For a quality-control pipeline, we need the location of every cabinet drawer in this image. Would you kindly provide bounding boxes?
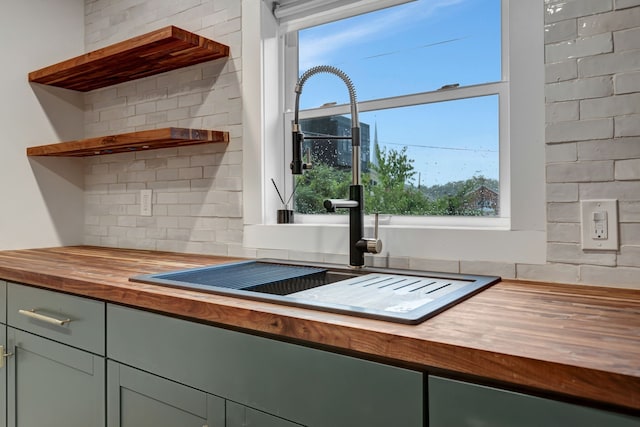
[107,304,423,427]
[8,283,105,355]
[429,376,640,427]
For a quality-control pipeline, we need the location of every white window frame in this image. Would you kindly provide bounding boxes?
[242,0,545,264]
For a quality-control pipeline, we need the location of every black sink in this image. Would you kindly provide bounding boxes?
[130,259,499,324]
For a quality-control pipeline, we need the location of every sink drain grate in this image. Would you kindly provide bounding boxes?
[151,261,327,291]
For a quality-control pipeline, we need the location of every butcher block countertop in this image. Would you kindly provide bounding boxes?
[0,246,637,413]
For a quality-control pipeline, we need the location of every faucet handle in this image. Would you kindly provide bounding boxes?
[361,213,382,254]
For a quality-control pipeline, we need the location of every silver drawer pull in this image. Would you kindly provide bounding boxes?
[18,309,72,326]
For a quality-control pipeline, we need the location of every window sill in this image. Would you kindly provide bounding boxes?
[244,223,545,264]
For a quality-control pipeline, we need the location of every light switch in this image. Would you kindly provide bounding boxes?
[140,189,152,216]
[581,200,618,250]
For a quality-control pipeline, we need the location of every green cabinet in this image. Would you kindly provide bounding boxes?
[0,327,5,427]
[7,328,105,427]
[429,376,640,427]
[5,282,106,427]
[108,361,301,427]
[107,303,424,427]
[108,361,224,427]
[0,281,6,427]
[226,401,303,427]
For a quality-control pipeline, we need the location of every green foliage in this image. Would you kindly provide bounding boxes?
[294,163,351,214]
[294,145,498,216]
[421,176,498,199]
[364,145,432,215]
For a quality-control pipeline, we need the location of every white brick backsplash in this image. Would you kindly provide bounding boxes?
[545,60,578,83]
[615,26,640,51]
[578,50,640,77]
[616,0,640,9]
[578,137,640,160]
[545,0,612,24]
[373,255,411,270]
[135,101,156,115]
[546,183,579,202]
[579,181,640,199]
[546,118,613,142]
[621,223,640,245]
[516,263,580,283]
[579,265,640,286]
[546,100,579,122]
[578,6,640,36]
[545,76,612,102]
[547,242,617,266]
[544,0,640,289]
[620,201,640,222]
[547,160,614,182]
[545,20,577,44]
[547,222,581,242]
[546,142,577,162]
[545,33,612,64]
[168,204,191,216]
[83,0,241,254]
[547,202,580,222]
[618,245,640,267]
[615,114,640,137]
[580,93,640,119]
[615,71,640,94]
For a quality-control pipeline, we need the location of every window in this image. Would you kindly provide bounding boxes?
[286,0,504,219]
[242,0,545,264]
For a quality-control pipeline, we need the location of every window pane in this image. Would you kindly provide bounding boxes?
[295,95,499,216]
[297,0,502,107]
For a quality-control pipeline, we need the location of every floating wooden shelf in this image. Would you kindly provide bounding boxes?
[28,26,229,92]
[27,127,228,157]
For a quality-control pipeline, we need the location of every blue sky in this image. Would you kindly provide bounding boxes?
[297,0,501,186]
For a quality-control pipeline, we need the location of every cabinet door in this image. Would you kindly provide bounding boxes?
[108,304,423,427]
[107,361,225,427]
[7,328,105,427]
[429,376,640,427]
[226,401,304,427]
[0,325,6,427]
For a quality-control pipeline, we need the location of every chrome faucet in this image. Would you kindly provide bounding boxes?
[290,65,382,268]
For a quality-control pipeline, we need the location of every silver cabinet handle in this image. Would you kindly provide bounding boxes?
[18,309,72,326]
[0,345,12,369]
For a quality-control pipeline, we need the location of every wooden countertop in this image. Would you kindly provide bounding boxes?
[0,246,637,413]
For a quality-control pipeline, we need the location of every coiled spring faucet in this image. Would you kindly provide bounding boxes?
[290,65,382,268]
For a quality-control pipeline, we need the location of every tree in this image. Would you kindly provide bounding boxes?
[294,163,350,214]
[293,144,498,217]
[421,176,499,216]
[364,145,431,215]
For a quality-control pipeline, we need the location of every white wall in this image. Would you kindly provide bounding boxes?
[0,0,85,250]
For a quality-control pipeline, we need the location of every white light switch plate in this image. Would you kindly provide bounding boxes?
[580,199,618,250]
[140,189,152,216]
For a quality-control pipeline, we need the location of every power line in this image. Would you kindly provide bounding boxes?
[382,141,497,153]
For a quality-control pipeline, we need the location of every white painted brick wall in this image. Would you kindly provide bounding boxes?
[544,2,640,286]
[83,0,242,256]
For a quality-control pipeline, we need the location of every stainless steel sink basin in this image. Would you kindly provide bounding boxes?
[130,260,499,324]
